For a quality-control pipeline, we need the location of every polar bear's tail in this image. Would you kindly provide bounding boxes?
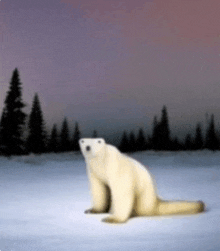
[157,199,205,215]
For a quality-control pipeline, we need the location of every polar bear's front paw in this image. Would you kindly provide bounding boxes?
[102,216,126,224]
[84,208,101,214]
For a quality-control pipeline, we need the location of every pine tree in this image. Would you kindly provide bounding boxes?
[152,116,159,150]
[129,130,136,152]
[60,117,70,152]
[0,108,8,154]
[0,68,26,155]
[159,105,171,150]
[26,93,46,154]
[205,114,219,151]
[171,136,182,151]
[72,122,81,151]
[146,135,152,150]
[194,123,203,150]
[136,128,146,151]
[119,131,129,152]
[184,133,194,150]
[48,124,59,153]
[92,130,98,138]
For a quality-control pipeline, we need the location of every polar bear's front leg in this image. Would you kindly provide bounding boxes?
[102,180,134,223]
[85,171,110,214]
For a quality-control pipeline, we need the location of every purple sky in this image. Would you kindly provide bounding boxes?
[1,0,220,140]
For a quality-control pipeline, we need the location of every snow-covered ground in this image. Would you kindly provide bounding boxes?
[0,151,219,251]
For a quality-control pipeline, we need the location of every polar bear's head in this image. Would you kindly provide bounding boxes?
[79,138,106,159]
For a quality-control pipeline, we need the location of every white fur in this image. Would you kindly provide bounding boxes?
[79,138,204,223]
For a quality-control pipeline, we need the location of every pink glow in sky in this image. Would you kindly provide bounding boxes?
[62,0,220,48]
[0,0,220,140]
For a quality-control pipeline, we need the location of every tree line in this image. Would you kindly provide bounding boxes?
[0,68,219,156]
[0,69,81,156]
[119,106,219,152]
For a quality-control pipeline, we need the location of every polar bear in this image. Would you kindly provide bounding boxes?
[79,138,205,223]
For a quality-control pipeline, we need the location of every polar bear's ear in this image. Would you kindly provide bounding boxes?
[79,139,85,144]
[96,138,105,144]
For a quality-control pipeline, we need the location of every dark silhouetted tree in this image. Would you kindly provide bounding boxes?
[48,124,59,153]
[184,133,194,150]
[171,136,183,151]
[0,68,26,155]
[159,105,171,150]
[136,128,146,151]
[60,117,70,152]
[26,94,46,154]
[194,123,203,150]
[146,135,152,150]
[151,116,159,150]
[0,108,7,154]
[92,130,98,138]
[72,122,81,151]
[128,130,136,152]
[205,114,219,151]
[151,106,171,150]
[119,131,129,152]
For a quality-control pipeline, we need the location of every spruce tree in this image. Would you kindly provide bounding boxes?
[0,108,8,154]
[136,128,146,151]
[26,93,46,154]
[72,122,81,151]
[92,130,98,138]
[184,133,194,150]
[152,116,159,150]
[129,130,136,152]
[48,124,59,153]
[60,117,70,152]
[146,135,152,150]
[0,68,26,155]
[194,123,203,150]
[119,131,129,152]
[159,105,171,150]
[171,136,182,151]
[205,114,219,151]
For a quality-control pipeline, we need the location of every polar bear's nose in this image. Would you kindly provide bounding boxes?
[86,146,91,151]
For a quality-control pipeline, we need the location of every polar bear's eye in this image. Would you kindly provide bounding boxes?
[81,140,84,143]
[98,140,101,144]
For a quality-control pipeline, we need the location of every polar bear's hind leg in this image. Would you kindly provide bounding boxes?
[157,200,205,215]
[133,194,159,216]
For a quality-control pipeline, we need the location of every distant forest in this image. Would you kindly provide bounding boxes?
[0,68,219,156]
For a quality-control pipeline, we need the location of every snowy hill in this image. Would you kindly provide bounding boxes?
[0,151,219,251]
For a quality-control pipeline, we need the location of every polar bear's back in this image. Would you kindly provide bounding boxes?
[127,155,155,191]
[106,144,155,194]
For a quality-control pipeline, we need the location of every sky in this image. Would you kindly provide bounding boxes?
[1,0,220,141]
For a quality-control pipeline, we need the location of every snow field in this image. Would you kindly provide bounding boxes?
[0,151,219,251]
